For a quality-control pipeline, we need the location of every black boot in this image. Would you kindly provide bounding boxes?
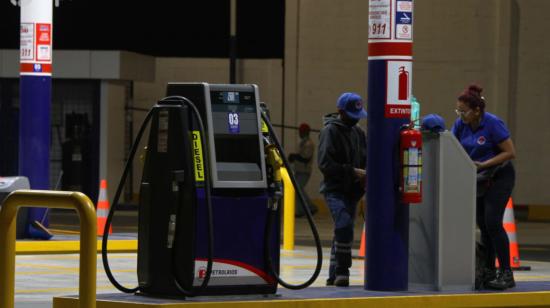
[334,275,349,287]
[476,268,496,290]
[483,268,497,284]
[486,269,515,290]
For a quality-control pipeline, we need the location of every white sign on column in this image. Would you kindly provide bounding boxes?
[369,0,392,39]
[395,0,413,40]
[385,60,412,117]
[20,0,52,75]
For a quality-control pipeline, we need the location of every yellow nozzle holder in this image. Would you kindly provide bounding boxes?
[265,144,284,182]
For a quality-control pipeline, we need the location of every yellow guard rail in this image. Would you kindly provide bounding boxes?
[281,168,295,250]
[0,190,97,308]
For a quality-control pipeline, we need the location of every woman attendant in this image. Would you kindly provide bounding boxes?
[452,84,516,290]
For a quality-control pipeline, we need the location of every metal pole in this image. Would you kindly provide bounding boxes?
[281,167,295,250]
[229,0,237,83]
[19,0,53,238]
[125,81,134,202]
[366,0,414,291]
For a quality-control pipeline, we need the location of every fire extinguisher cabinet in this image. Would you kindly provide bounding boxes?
[408,131,476,291]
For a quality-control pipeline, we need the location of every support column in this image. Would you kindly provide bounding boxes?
[283,0,301,149]
[229,0,237,84]
[493,0,518,137]
[366,0,414,291]
[19,0,53,239]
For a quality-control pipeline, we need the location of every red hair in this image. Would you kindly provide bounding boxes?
[458,84,486,112]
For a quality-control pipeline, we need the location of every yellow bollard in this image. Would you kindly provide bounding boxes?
[0,190,97,308]
[281,167,295,251]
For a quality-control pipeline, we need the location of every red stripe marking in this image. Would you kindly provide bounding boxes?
[196,258,275,284]
[97,202,110,212]
[368,42,412,57]
[20,63,52,73]
[504,222,516,233]
[506,198,513,208]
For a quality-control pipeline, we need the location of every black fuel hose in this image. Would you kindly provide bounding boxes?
[101,96,214,297]
[101,107,153,294]
[163,95,215,296]
[261,112,323,289]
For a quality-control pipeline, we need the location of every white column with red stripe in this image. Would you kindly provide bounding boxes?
[20,0,52,76]
[19,0,54,239]
[366,0,413,291]
[368,0,413,117]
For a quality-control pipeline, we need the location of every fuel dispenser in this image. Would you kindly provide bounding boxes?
[102,83,322,298]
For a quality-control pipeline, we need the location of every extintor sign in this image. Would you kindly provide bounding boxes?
[385,60,412,118]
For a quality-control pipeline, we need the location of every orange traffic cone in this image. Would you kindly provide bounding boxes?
[359,225,366,258]
[496,198,530,270]
[97,179,112,236]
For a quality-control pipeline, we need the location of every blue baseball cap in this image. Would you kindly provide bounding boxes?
[421,114,446,132]
[336,92,368,120]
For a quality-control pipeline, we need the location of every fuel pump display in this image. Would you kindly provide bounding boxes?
[101,83,322,299]
[205,87,266,186]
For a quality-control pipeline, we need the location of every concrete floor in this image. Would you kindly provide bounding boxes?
[48,209,550,262]
[14,247,550,308]
[12,211,550,307]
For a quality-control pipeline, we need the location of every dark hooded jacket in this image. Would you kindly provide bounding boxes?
[317,113,367,196]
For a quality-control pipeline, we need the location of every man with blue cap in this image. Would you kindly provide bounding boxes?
[318,92,367,287]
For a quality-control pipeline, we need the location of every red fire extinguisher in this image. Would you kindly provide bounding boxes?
[400,126,422,203]
[398,66,409,100]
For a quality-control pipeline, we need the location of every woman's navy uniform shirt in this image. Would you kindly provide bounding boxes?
[451,112,510,162]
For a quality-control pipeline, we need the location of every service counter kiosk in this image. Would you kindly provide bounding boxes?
[409,131,476,291]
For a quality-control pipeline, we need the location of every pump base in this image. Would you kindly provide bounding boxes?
[54,283,550,308]
[137,284,277,298]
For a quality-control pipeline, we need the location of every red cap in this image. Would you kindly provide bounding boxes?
[299,123,310,134]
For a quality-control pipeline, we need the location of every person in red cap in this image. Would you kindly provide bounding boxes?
[318,92,367,287]
[288,123,318,217]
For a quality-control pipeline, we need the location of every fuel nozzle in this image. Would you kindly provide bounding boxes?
[265,144,284,205]
[265,144,283,182]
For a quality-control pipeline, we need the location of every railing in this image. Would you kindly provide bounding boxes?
[0,190,97,308]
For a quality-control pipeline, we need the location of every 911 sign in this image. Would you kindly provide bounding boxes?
[370,23,387,36]
[369,0,391,39]
[20,23,34,60]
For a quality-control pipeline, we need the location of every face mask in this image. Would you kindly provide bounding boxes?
[344,117,359,127]
[338,110,359,126]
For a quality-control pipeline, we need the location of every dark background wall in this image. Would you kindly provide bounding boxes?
[0,0,284,58]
